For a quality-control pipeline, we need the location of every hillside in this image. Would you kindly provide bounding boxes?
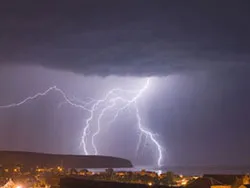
[0,151,133,168]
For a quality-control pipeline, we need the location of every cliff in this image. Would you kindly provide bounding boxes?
[0,151,133,168]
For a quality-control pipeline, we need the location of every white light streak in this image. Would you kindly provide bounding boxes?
[135,103,163,167]
[0,86,90,111]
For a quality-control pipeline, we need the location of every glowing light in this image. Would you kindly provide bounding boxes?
[0,78,164,166]
[156,170,162,175]
[148,182,153,186]
[181,179,188,186]
[57,166,63,172]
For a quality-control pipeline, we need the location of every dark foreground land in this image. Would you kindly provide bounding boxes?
[60,177,181,188]
[0,150,133,168]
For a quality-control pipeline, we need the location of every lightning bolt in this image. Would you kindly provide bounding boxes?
[0,78,164,167]
[0,86,90,111]
[91,97,119,155]
[134,103,163,167]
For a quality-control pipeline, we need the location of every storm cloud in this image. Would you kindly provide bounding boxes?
[1,0,250,75]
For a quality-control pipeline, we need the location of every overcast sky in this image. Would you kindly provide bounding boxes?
[1,0,250,75]
[0,1,250,168]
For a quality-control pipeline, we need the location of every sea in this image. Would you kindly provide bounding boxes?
[84,166,250,176]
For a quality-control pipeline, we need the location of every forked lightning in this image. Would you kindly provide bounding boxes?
[0,78,164,166]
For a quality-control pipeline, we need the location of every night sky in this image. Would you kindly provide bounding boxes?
[0,1,250,167]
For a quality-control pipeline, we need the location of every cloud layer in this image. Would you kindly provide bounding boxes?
[1,0,250,75]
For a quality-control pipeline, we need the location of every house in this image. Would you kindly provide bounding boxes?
[204,174,250,188]
[238,185,250,188]
[186,177,230,188]
[0,179,16,188]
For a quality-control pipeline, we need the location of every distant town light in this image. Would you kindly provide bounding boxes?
[181,179,188,186]
[148,182,153,186]
[156,170,162,175]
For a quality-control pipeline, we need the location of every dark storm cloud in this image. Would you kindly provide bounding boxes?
[1,0,250,75]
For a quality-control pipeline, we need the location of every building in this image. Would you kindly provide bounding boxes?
[186,177,229,188]
[204,174,250,188]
